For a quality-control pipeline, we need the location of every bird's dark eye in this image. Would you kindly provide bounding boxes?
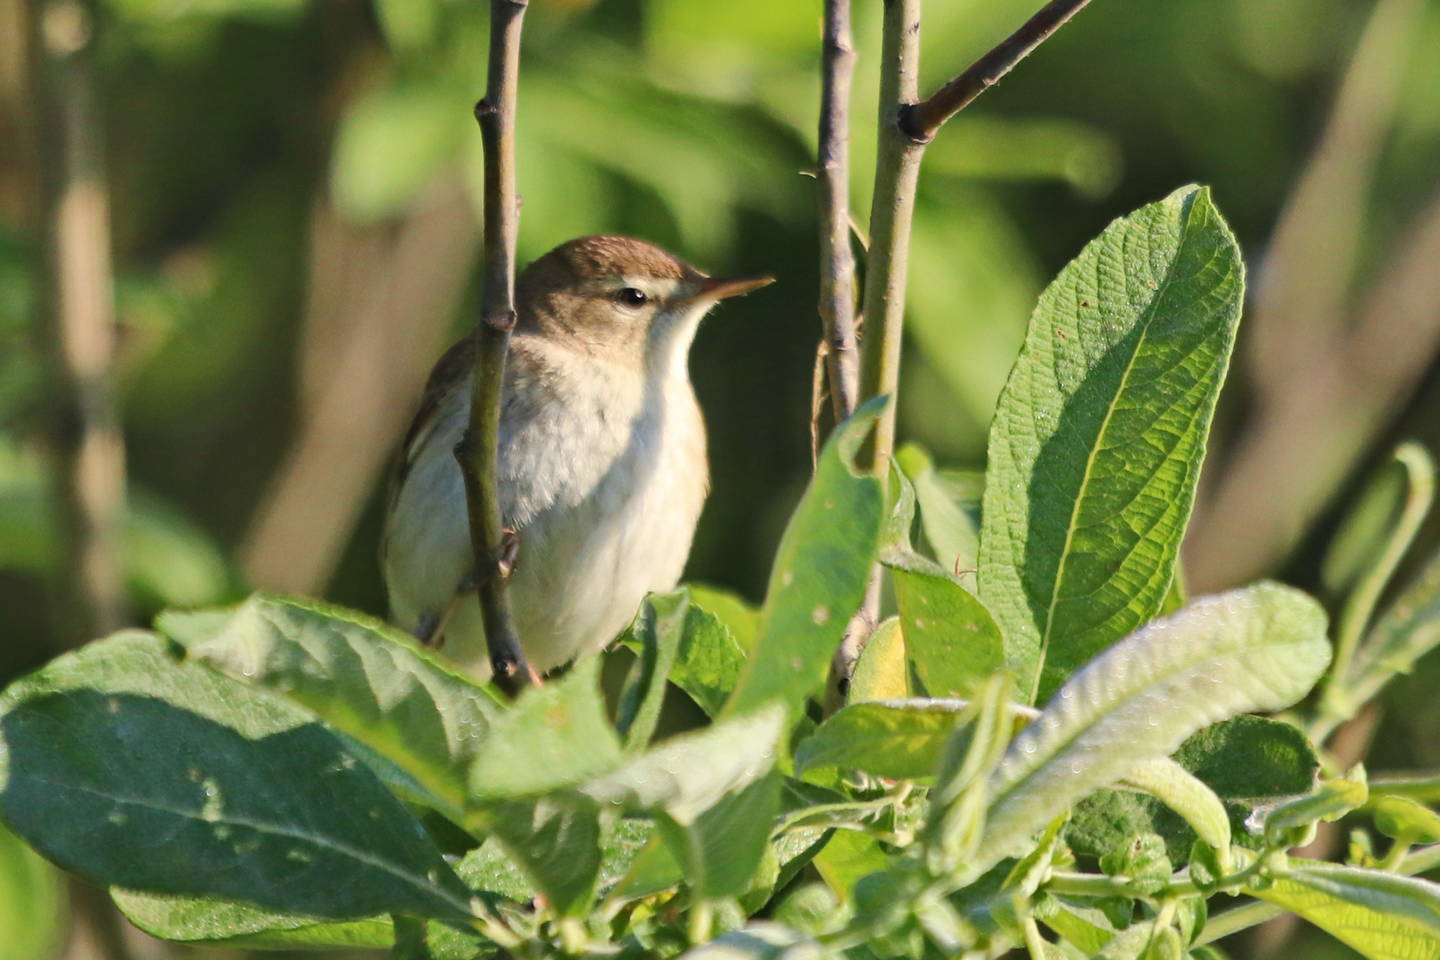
[614,287,648,307]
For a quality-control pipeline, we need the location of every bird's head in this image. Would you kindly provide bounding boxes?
[516,235,772,376]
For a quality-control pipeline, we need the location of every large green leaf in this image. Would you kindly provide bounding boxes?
[926,675,1017,873]
[0,823,63,960]
[617,592,690,749]
[811,829,890,903]
[1115,757,1230,858]
[974,583,1329,873]
[179,594,500,821]
[887,553,1003,699]
[1254,861,1440,960]
[1068,715,1319,863]
[453,817,656,909]
[978,185,1245,703]
[1036,895,1125,955]
[111,828,561,949]
[0,632,474,921]
[607,833,683,903]
[1373,796,1440,843]
[726,400,885,717]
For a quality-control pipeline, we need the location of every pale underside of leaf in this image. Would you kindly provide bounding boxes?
[974,583,1330,872]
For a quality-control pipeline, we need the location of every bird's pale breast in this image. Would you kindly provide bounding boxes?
[383,333,708,676]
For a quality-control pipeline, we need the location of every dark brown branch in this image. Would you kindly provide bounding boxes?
[458,0,539,697]
[27,0,127,646]
[901,0,1093,143]
[816,0,860,423]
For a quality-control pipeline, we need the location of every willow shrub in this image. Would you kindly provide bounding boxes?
[5,187,1440,959]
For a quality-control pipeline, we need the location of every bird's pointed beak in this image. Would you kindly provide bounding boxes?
[690,274,775,302]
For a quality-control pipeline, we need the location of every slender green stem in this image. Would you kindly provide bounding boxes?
[1377,834,1415,871]
[1044,869,1198,900]
[1021,917,1048,959]
[1150,898,1179,943]
[857,0,923,476]
[458,0,539,696]
[687,899,714,945]
[1401,842,1440,874]
[772,792,905,835]
[1315,442,1435,740]
[1193,899,1284,946]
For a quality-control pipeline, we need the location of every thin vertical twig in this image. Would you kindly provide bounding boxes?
[859,0,1096,473]
[816,0,860,424]
[842,0,1094,673]
[457,0,538,696]
[26,0,126,646]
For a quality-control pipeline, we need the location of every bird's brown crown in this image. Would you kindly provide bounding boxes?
[521,235,693,290]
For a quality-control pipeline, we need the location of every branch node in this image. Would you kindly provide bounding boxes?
[895,103,935,145]
[486,308,518,333]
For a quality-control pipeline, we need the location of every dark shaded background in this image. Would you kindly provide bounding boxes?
[4,0,1440,956]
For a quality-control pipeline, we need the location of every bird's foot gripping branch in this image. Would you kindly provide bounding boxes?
[6,188,1440,958]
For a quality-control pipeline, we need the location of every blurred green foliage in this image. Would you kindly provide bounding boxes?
[5,1,1440,954]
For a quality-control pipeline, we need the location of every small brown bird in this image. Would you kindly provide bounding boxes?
[382,235,772,677]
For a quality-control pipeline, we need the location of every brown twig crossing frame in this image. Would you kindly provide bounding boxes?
[902,0,1094,144]
[455,0,541,697]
